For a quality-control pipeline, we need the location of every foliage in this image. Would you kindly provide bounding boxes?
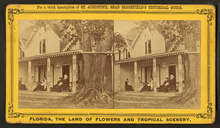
[82,20,114,41]
[30,20,56,31]
[135,20,201,42]
[30,20,114,47]
[114,32,127,48]
[60,20,82,42]
[60,20,113,43]
[159,20,201,42]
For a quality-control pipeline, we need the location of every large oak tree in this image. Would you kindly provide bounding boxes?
[136,20,201,108]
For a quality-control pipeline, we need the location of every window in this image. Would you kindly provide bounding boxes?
[34,66,39,82]
[123,49,127,59]
[39,41,41,54]
[39,39,46,54]
[145,41,148,54]
[141,65,160,87]
[148,40,151,54]
[118,50,121,60]
[22,51,25,57]
[128,52,130,58]
[34,65,54,87]
[145,40,152,54]
[42,39,46,53]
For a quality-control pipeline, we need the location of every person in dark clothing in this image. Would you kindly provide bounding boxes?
[125,78,134,91]
[51,77,63,92]
[158,75,176,92]
[167,75,176,89]
[18,78,27,90]
[158,77,169,92]
[62,74,70,91]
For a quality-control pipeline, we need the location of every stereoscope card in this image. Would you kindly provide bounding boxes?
[5,4,215,124]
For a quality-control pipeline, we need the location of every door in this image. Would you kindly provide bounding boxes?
[62,65,70,80]
[39,65,46,82]
[145,66,152,83]
[168,65,176,79]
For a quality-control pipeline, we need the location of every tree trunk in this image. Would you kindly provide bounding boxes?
[59,26,113,105]
[158,53,201,108]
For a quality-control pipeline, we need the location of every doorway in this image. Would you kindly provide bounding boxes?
[145,66,152,83]
[168,65,176,79]
[62,65,70,79]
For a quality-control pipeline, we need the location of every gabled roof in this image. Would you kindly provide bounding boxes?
[123,22,180,52]
[19,27,36,47]
[124,28,140,46]
[19,23,61,48]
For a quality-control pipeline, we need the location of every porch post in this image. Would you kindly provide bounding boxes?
[117,64,121,92]
[72,54,77,93]
[28,60,31,91]
[134,61,137,92]
[153,58,157,92]
[47,58,50,92]
[111,55,114,92]
[178,54,183,93]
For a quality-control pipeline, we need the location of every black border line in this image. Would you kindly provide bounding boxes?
[6,7,214,120]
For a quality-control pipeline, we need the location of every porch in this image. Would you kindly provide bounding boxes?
[19,50,80,93]
[114,51,185,93]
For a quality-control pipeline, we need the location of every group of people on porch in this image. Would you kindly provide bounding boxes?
[18,74,71,92]
[125,74,177,92]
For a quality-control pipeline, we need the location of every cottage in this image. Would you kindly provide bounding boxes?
[114,24,200,93]
[19,23,113,93]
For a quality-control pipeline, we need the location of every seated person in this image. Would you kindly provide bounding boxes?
[167,75,177,91]
[125,78,134,91]
[158,77,169,92]
[140,78,153,92]
[33,77,47,91]
[18,78,27,90]
[62,74,70,91]
[158,75,177,92]
[52,77,63,92]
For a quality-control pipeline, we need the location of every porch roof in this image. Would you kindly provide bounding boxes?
[115,51,186,64]
[19,50,81,62]
[19,51,114,62]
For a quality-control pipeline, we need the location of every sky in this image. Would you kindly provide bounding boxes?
[18,20,33,34]
[114,20,138,35]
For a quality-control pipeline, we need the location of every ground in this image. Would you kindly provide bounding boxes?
[18,91,113,109]
[18,90,200,109]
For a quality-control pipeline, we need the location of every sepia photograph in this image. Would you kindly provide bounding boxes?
[18,19,201,109]
[18,20,114,109]
[6,4,215,124]
[113,20,201,109]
